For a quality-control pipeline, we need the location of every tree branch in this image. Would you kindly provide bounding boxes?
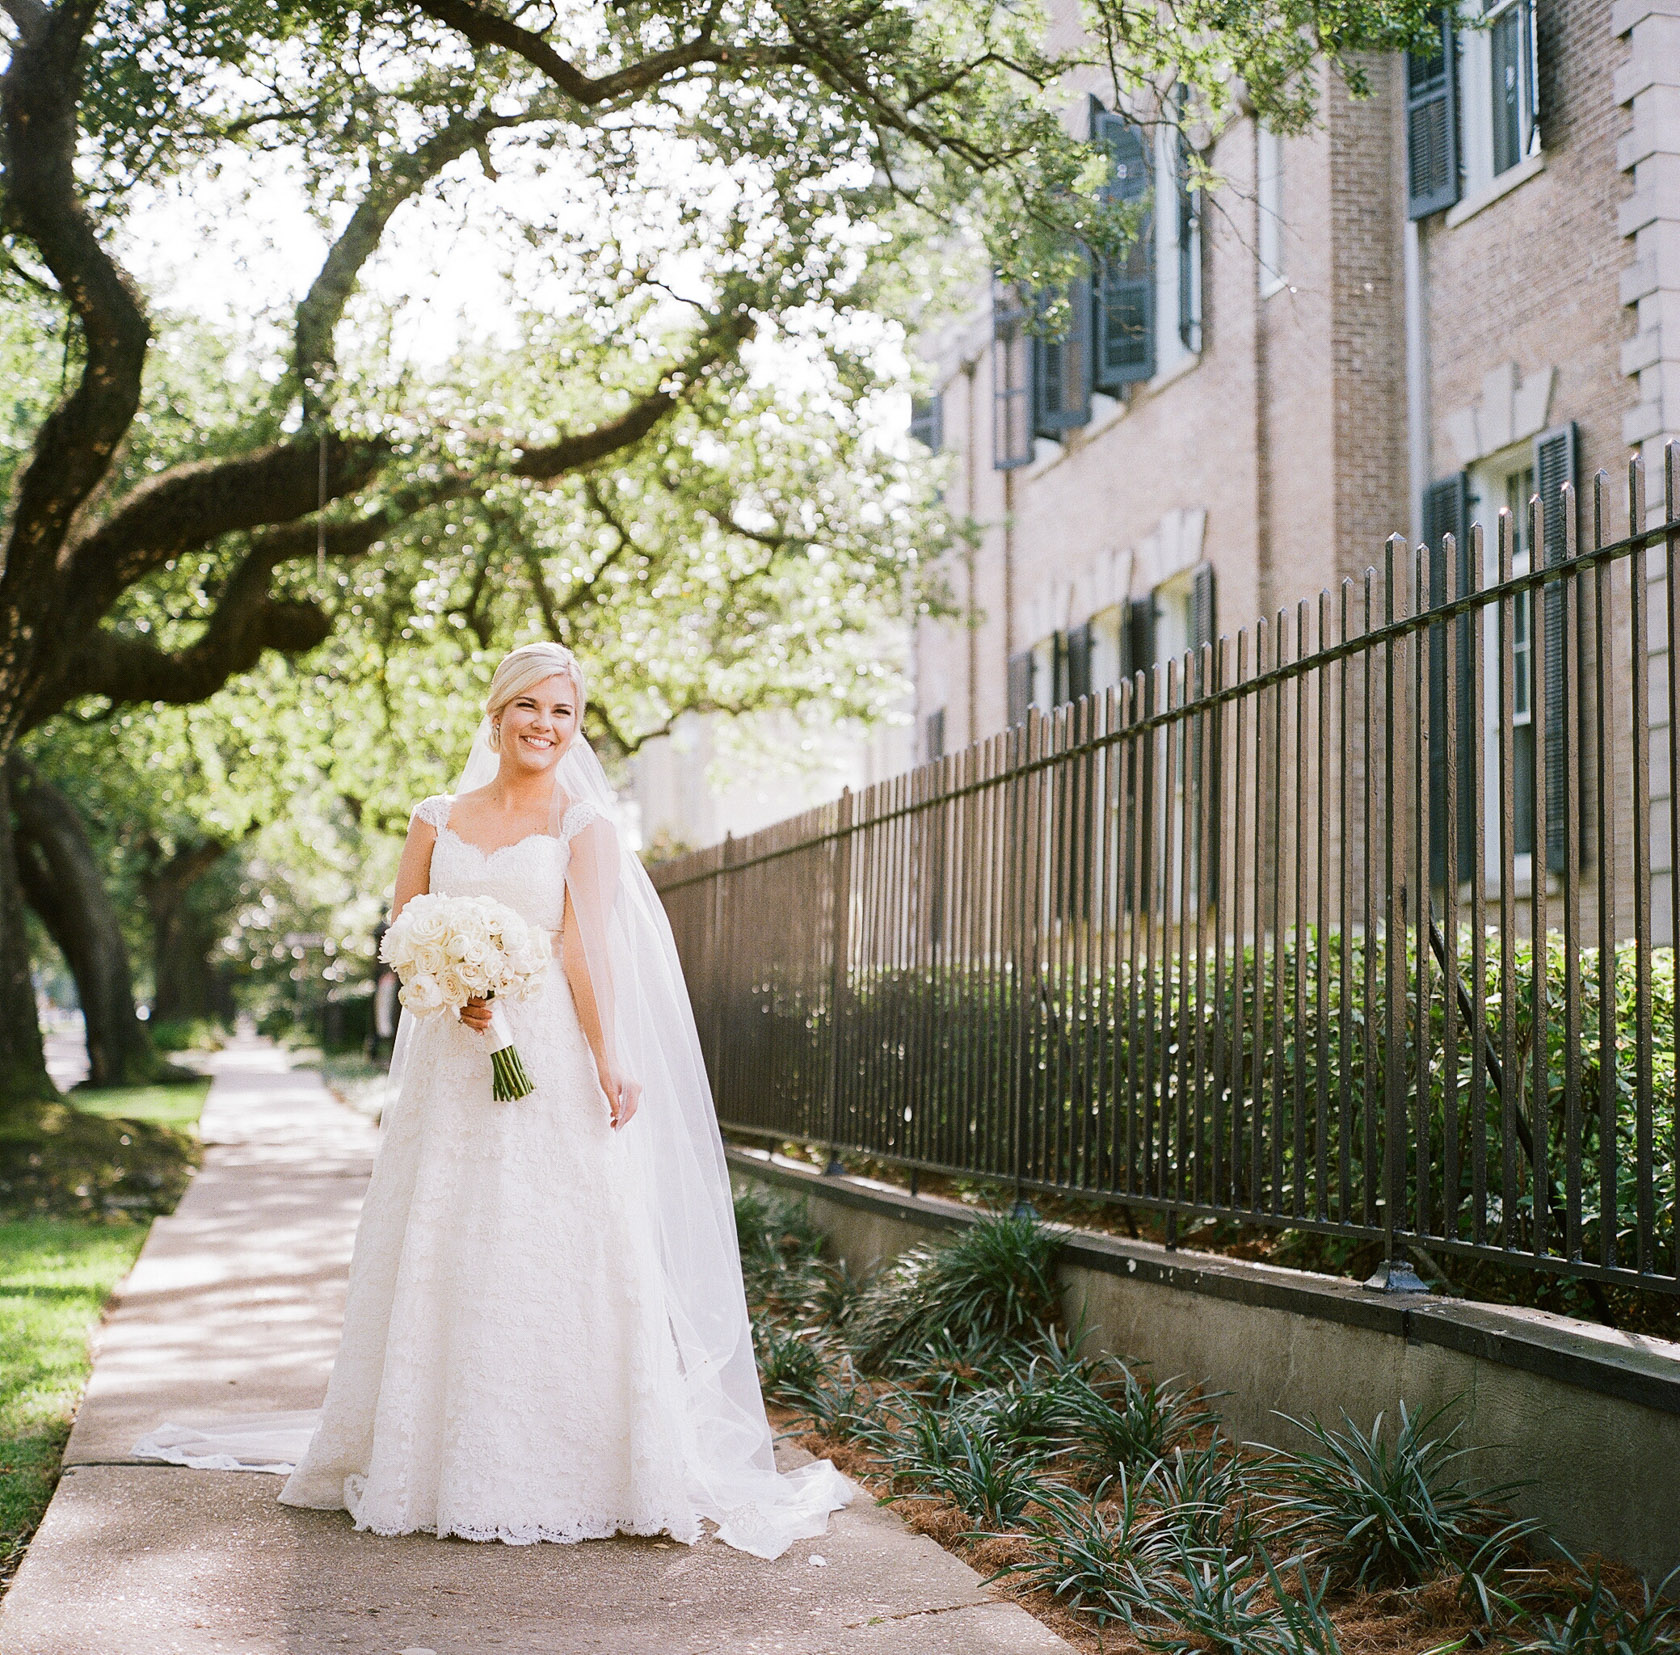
[63,433,388,600]
[408,0,803,107]
[293,110,529,414]
[34,546,332,722]
[0,0,151,586]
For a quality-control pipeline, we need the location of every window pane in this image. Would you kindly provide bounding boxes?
[1492,7,1524,175]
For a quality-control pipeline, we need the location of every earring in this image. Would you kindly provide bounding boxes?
[488,721,502,752]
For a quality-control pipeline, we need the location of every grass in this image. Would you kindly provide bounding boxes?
[0,1076,208,1595]
[70,1077,210,1133]
[0,1219,149,1589]
[738,1182,1678,1655]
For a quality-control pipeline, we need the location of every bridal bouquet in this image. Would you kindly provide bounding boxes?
[381,894,551,1100]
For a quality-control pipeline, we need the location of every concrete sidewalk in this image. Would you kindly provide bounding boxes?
[0,1038,1071,1655]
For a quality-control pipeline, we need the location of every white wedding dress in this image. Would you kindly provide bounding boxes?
[276,795,700,1543]
[137,783,849,1557]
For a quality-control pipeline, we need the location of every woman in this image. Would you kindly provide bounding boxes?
[142,642,849,1559]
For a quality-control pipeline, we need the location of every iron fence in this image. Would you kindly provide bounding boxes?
[653,448,1680,1297]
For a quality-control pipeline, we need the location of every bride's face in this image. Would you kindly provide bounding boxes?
[497,673,580,774]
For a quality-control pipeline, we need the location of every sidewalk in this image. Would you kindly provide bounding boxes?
[0,1038,1071,1655]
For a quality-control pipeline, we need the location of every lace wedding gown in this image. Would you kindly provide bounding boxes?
[276,796,700,1545]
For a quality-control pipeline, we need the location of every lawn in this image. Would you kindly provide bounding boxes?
[71,1076,211,1132]
[0,1076,210,1593]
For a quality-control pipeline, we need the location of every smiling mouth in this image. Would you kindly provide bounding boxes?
[520,735,555,751]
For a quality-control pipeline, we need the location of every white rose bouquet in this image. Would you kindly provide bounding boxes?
[380,893,552,1100]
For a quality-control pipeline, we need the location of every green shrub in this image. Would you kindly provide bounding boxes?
[846,1212,1062,1373]
[146,1017,224,1054]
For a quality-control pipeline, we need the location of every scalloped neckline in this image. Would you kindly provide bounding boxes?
[436,824,563,864]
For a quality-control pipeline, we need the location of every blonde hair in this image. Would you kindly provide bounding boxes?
[485,643,586,750]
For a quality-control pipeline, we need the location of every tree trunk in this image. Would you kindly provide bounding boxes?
[142,839,228,1025]
[0,760,54,1111]
[11,765,158,1089]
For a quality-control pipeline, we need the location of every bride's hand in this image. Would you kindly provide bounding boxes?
[602,1065,641,1129]
[460,995,493,1033]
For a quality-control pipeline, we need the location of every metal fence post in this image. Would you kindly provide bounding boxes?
[823,788,853,1176]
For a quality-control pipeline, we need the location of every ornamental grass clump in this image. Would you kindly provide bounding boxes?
[996,1468,1187,1628]
[1143,1437,1265,1551]
[887,1404,1069,1530]
[846,1212,1062,1374]
[1509,1562,1680,1655]
[1257,1401,1539,1592]
[1126,1545,1344,1655]
[732,1185,828,1315]
[1058,1362,1225,1484]
[750,1319,831,1403]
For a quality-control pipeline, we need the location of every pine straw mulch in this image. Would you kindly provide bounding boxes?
[769,1405,1642,1655]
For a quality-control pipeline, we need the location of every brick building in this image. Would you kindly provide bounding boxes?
[911,0,1679,933]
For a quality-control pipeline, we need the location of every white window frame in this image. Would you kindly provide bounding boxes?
[1257,125,1285,298]
[1458,0,1540,201]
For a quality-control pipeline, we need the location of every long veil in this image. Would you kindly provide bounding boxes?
[456,717,851,1557]
[136,716,849,1561]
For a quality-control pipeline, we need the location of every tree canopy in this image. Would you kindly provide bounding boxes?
[0,0,1434,1103]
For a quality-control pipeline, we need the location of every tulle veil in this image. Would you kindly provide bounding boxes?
[136,687,849,1562]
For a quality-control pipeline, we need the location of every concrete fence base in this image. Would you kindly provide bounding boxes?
[729,1147,1680,1579]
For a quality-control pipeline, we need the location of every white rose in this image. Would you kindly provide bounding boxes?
[405,910,448,948]
[438,969,470,1006]
[401,973,445,1016]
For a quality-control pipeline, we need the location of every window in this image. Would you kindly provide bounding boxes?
[1032,277,1094,437]
[1503,464,1537,857]
[991,283,1033,470]
[909,394,943,452]
[1090,102,1156,392]
[1407,2,1541,220]
[1257,125,1284,296]
[1488,0,1537,175]
[924,707,946,762]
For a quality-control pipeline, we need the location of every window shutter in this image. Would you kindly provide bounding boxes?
[1190,562,1216,651]
[1032,275,1094,437]
[992,283,1033,470]
[923,708,946,762]
[1066,622,1093,705]
[909,394,943,452]
[1123,595,1157,713]
[1406,9,1459,219]
[1006,650,1034,728]
[1091,106,1155,392]
[1424,473,1471,886]
[1534,422,1577,874]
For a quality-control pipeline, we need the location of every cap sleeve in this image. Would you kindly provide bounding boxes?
[560,800,607,841]
[409,794,453,833]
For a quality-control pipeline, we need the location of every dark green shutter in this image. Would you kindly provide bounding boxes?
[1190,563,1216,658]
[1406,10,1459,219]
[1091,106,1155,392]
[1424,473,1472,886]
[1007,650,1034,727]
[1534,422,1577,873]
[1032,275,1093,437]
[909,394,943,452]
[1066,622,1093,705]
[924,708,946,762]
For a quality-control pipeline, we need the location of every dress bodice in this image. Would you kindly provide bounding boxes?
[410,794,604,933]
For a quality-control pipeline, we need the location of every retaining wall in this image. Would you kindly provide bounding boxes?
[730,1147,1680,1577]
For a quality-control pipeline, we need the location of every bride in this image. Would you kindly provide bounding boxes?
[139,641,850,1560]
